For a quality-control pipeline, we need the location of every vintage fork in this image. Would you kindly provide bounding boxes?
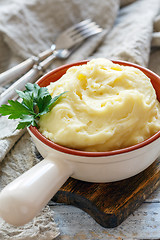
[0,19,103,106]
[0,19,102,86]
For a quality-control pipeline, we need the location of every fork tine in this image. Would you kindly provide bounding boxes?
[72,27,103,43]
[73,19,92,29]
[65,19,103,46]
[71,21,103,38]
[68,21,102,37]
[65,19,92,34]
[55,19,103,50]
[72,23,103,36]
[79,28,103,39]
[75,21,99,30]
[80,26,103,36]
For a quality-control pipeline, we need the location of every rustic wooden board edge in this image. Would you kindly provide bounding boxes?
[53,190,118,228]
[52,165,160,228]
[114,176,160,227]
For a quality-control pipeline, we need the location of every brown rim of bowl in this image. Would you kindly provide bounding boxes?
[29,59,160,157]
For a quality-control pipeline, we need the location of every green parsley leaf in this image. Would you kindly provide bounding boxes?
[36,95,52,116]
[16,90,34,112]
[0,100,32,119]
[0,83,67,130]
[48,91,68,109]
[17,115,37,129]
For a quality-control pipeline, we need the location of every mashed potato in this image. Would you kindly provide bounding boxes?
[39,58,160,151]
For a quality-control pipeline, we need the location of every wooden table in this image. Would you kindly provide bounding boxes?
[50,185,160,239]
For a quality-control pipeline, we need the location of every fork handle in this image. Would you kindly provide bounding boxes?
[38,45,55,61]
[0,57,37,87]
[0,45,55,87]
[0,66,43,106]
[0,49,58,106]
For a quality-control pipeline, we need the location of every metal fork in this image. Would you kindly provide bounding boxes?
[0,19,102,86]
[0,19,103,106]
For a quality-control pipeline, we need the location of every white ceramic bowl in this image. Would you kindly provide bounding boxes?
[0,60,160,226]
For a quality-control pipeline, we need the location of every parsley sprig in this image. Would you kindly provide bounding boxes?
[0,83,66,129]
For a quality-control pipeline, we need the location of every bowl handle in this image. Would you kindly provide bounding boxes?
[0,157,73,226]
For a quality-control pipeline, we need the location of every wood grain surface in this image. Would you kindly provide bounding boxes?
[51,198,160,240]
[52,157,160,228]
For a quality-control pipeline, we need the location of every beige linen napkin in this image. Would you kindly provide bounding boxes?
[0,0,160,239]
[93,0,160,67]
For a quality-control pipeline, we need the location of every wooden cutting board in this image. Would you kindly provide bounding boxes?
[52,157,160,228]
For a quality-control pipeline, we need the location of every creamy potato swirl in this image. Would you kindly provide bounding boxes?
[39,58,160,151]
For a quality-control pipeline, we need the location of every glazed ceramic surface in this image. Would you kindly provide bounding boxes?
[0,60,160,226]
[29,127,160,183]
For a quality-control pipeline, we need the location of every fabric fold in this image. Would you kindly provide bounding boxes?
[92,0,160,66]
[0,117,25,162]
